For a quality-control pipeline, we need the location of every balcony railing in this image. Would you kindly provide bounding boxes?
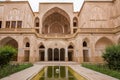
[0,26,120,39]
[0,28,36,33]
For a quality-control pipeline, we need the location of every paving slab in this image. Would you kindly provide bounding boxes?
[69,65,119,80]
[1,65,45,80]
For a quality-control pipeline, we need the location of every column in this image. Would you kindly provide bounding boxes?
[29,37,36,63]
[65,47,68,61]
[91,42,95,62]
[53,49,54,61]
[30,45,34,63]
[18,37,24,62]
[90,35,95,63]
[59,49,60,61]
[79,39,83,63]
[18,46,24,62]
[45,48,48,61]
[71,19,73,34]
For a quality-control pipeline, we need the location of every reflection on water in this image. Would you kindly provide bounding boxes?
[31,66,87,80]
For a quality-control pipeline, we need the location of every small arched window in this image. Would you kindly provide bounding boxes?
[26,42,30,47]
[35,17,39,27]
[83,41,87,47]
[39,45,45,49]
[73,17,78,27]
[68,45,73,49]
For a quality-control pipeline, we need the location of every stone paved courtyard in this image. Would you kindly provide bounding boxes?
[1,62,118,80]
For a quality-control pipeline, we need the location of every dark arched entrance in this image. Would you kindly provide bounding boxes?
[68,45,74,61]
[54,48,59,61]
[47,48,65,61]
[60,48,65,61]
[83,40,89,62]
[39,45,45,61]
[48,48,53,61]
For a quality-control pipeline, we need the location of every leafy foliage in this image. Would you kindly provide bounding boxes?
[0,63,33,79]
[102,44,120,70]
[0,45,17,66]
[82,63,120,79]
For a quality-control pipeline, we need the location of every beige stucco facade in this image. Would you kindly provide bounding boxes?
[0,0,120,63]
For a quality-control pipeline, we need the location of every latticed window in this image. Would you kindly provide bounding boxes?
[11,21,16,28]
[6,21,10,28]
[17,21,22,28]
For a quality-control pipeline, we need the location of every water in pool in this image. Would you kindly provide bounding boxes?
[31,66,87,80]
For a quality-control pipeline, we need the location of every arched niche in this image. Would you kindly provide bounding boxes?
[0,37,18,61]
[35,17,39,27]
[95,37,113,62]
[73,17,78,27]
[42,7,70,34]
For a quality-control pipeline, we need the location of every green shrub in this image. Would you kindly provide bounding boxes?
[0,45,17,67]
[102,44,120,70]
[82,63,120,79]
[0,63,33,79]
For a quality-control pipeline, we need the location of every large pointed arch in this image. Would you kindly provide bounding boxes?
[42,7,71,34]
[42,7,70,23]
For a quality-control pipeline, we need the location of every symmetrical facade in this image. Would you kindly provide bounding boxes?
[0,0,120,63]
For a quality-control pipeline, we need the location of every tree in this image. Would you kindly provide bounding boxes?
[0,45,17,67]
[102,44,120,70]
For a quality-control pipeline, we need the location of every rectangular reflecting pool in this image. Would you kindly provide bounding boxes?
[31,66,87,80]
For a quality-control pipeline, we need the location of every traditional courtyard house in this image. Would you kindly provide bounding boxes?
[0,0,120,63]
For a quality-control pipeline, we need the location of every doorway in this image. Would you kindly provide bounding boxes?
[48,48,53,61]
[54,48,59,61]
[24,50,29,62]
[68,51,73,61]
[39,50,45,61]
[83,50,89,62]
[0,21,2,28]
[60,48,65,61]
